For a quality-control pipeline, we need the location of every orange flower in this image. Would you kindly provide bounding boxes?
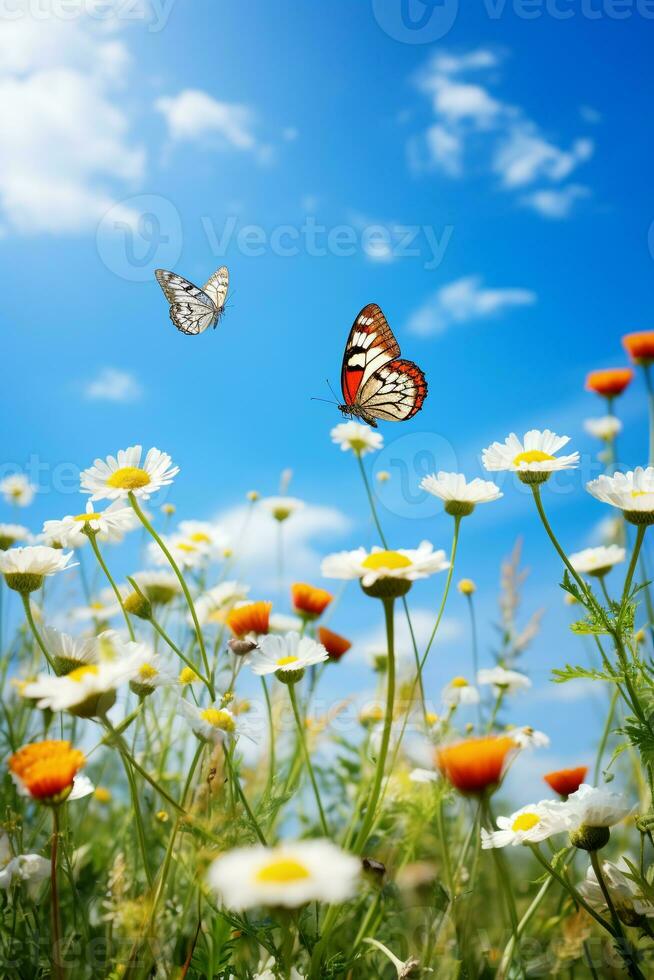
[585,368,633,398]
[437,735,516,795]
[318,626,351,661]
[226,600,272,638]
[291,582,333,619]
[543,765,587,798]
[9,740,85,804]
[623,331,654,365]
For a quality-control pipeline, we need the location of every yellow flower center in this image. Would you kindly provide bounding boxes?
[179,667,198,685]
[276,655,299,667]
[255,857,311,884]
[425,712,439,726]
[200,708,235,732]
[512,812,540,832]
[90,602,104,611]
[273,507,291,521]
[189,532,211,543]
[176,542,198,553]
[362,550,412,571]
[138,664,158,681]
[631,490,654,498]
[106,467,150,490]
[73,512,102,522]
[450,676,469,688]
[513,450,555,466]
[67,665,100,683]
[348,438,369,453]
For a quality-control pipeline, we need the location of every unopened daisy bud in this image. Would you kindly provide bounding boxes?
[465,722,474,733]
[221,691,234,707]
[94,786,111,804]
[246,490,260,502]
[564,593,578,606]
[425,712,439,727]
[569,824,611,852]
[458,578,476,596]
[155,810,169,823]
[179,666,199,686]
[635,628,646,645]
[223,547,233,559]
[123,591,152,621]
[161,503,176,516]
[228,637,257,657]
[371,652,388,674]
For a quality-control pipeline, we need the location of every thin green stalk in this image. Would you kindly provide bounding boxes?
[148,611,212,695]
[119,748,153,888]
[594,687,619,784]
[129,494,212,692]
[528,845,615,934]
[466,592,482,726]
[288,682,329,837]
[102,717,185,813]
[420,515,461,667]
[622,524,646,605]
[85,530,135,640]
[497,874,554,980]
[261,676,276,798]
[590,851,645,980]
[223,744,267,845]
[21,594,55,671]
[50,807,63,980]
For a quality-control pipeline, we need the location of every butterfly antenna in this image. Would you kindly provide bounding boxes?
[311,397,338,406]
[326,378,339,402]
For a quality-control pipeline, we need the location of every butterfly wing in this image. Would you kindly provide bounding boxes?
[202,266,229,313]
[340,304,400,406]
[357,358,428,422]
[155,269,217,336]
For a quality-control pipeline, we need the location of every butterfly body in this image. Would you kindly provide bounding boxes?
[339,303,427,427]
[155,266,229,335]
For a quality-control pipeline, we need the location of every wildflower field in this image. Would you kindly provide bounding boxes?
[4,333,654,979]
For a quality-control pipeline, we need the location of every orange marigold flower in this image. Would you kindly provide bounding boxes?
[226,600,272,638]
[318,626,351,661]
[623,331,654,365]
[585,368,633,398]
[291,582,333,619]
[437,735,516,795]
[9,740,85,804]
[543,765,587,798]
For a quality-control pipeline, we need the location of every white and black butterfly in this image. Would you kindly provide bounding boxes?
[155,266,229,335]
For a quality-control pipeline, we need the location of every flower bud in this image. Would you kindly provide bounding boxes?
[123,591,152,621]
[569,824,611,852]
[228,638,257,657]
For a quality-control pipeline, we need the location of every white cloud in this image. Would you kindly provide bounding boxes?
[412,48,593,218]
[520,184,591,220]
[0,7,144,234]
[156,89,265,157]
[406,275,536,337]
[83,367,142,402]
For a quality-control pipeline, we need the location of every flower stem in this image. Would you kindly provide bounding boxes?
[102,717,185,814]
[148,613,212,695]
[21,593,56,671]
[223,744,267,845]
[128,494,213,695]
[528,844,615,934]
[622,524,646,606]
[86,531,135,641]
[50,807,63,980]
[465,592,482,726]
[261,676,276,798]
[594,686,619,784]
[288,682,329,837]
[421,515,461,668]
[590,850,645,980]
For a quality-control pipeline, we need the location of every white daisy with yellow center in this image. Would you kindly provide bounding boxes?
[0,474,35,507]
[477,667,531,695]
[330,421,383,456]
[178,520,229,557]
[80,445,179,502]
[22,652,139,718]
[147,534,207,570]
[181,699,240,744]
[481,801,572,849]
[0,545,76,593]
[71,587,124,623]
[40,626,99,677]
[42,500,137,549]
[584,416,622,442]
[260,495,304,523]
[131,570,182,606]
[587,468,654,525]
[563,784,634,830]
[441,676,480,707]
[249,631,328,682]
[321,542,449,598]
[482,429,579,484]
[195,580,251,627]
[121,642,173,697]
[509,725,550,750]
[0,524,29,551]
[569,545,626,577]
[420,471,502,517]
[207,839,361,910]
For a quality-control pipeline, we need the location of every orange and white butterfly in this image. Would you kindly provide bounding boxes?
[338,304,427,428]
[155,266,229,335]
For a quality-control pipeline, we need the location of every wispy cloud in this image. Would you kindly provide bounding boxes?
[83,368,143,403]
[156,89,272,162]
[406,275,536,337]
[410,47,594,219]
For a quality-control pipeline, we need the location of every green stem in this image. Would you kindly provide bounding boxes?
[50,807,63,980]
[148,613,212,695]
[288,683,329,837]
[420,515,461,668]
[86,531,135,641]
[528,845,615,934]
[102,717,185,813]
[261,676,276,799]
[622,525,646,606]
[21,594,56,671]
[590,850,645,980]
[129,494,212,693]
[466,593,482,726]
[223,745,267,845]
[594,687,619,784]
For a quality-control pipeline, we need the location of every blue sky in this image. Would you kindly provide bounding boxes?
[2,0,654,781]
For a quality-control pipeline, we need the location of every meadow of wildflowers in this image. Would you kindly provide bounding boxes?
[4,333,654,978]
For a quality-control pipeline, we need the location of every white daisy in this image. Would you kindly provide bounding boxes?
[420,472,502,516]
[207,839,360,910]
[330,421,383,456]
[409,768,439,784]
[254,960,304,980]
[563,784,634,829]
[584,416,622,441]
[0,524,29,550]
[0,474,35,507]
[510,726,550,750]
[71,588,124,624]
[147,534,207,570]
[321,542,449,590]
[477,667,531,695]
[195,581,250,627]
[178,520,229,557]
[80,445,179,502]
[482,430,579,484]
[260,496,304,522]
[578,859,654,921]
[40,627,98,676]
[42,500,137,549]
[180,699,242,744]
[249,632,328,680]
[123,643,173,697]
[481,800,572,849]
[441,676,480,707]
[131,570,182,606]
[587,468,654,525]
[0,546,75,593]
[269,612,304,633]
[0,834,49,894]
[22,650,138,718]
[569,545,625,577]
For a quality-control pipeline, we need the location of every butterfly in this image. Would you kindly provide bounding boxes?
[155,266,229,335]
[339,303,427,428]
